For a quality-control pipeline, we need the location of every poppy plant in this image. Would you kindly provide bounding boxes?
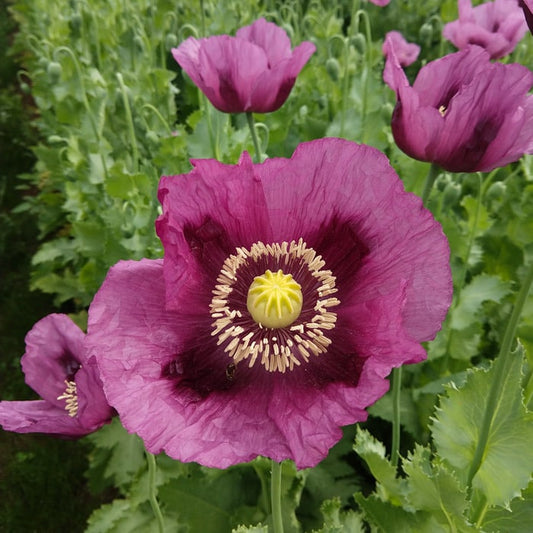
[86,138,452,469]
[0,314,112,436]
[383,39,533,172]
[172,18,316,114]
[443,0,527,59]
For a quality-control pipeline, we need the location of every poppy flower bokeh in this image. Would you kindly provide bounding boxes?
[172,18,316,114]
[382,31,420,66]
[0,314,112,436]
[86,138,452,469]
[383,39,533,172]
[443,0,527,59]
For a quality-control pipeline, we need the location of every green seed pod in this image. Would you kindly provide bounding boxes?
[133,35,144,52]
[70,13,82,35]
[325,57,340,81]
[47,61,62,83]
[351,33,366,56]
[47,135,65,144]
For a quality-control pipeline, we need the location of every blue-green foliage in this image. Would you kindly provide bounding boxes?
[6,0,533,531]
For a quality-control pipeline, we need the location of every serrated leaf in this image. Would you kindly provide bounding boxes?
[86,418,146,491]
[354,493,442,533]
[451,275,511,330]
[402,445,472,529]
[232,525,268,533]
[353,428,406,505]
[482,482,533,532]
[158,463,264,533]
[431,347,533,507]
[312,497,365,533]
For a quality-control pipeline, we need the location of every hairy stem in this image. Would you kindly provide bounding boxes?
[146,451,165,533]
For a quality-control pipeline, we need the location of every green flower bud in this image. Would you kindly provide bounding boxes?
[351,33,366,56]
[442,182,462,207]
[325,57,341,81]
[381,102,394,121]
[165,33,178,49]
[419,23,433,47]
[47,61,62,83]
[485,181,506,204]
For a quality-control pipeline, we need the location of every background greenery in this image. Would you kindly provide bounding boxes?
[1,0,532,531]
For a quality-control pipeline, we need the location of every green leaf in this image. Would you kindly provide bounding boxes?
[232,525,268,533]
[86,418,146,492]
[353,428,406,505]
[402,445,471,530]
[451,274,511,330]
[354,493,441,533]
[482,482,533,532]
[312,497,365,532]
[158,463,264,533]
[431,346,533,507]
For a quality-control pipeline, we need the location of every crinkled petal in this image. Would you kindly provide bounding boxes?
[236,18,292,65]
[382,31,420,66]
[156,152,272,311]
[256,138,452,342]
[0,400,90,436]
[21,314,85,406]
[248,41,316,112]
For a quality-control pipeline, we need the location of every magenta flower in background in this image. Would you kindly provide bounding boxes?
[172,18,316,114]
[520,0,533,33]
[0,314,112,436]
[384,39,533,172]
[382,31,420,66]
[443,0,527,59]
[369,0,391,5]
[87,138,452,469]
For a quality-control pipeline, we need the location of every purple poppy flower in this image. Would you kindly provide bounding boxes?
[383,40,533,172]
[382,31,420,66]
[0,314,112,436]
[172,18,315,114]
[87,139,451,469]
[443,0,527,59]
[520,0,533,33]
[369,0,391,5]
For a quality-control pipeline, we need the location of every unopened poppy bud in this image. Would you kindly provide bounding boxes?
[381,102,394,120]
[165,33,178,49]
[442,182,462,207]
[146,131,159,145]
[485,181,506,204]
[325,57,341,81]
[47,62,62,83]
[70,13,82,35]
[19,81,31,94]
[133,35,144,52]
[419,23,433,47]
[351,33,366,55]
[47,135,65,144]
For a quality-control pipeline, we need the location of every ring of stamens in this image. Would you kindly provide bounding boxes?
[57,379,79,417]
[210,239,340,373]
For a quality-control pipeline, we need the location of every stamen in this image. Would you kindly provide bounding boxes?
[57,380,78,417]
[210,240,340,373]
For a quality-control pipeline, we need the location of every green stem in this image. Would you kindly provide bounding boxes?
[54,46,108,179]
[117,73,139,173]
[146,452,165,533]
[271,460,284,533]
[390,366,402,468]
[421,163,441,206]
[246,112,262,163]
[466,260,533,490]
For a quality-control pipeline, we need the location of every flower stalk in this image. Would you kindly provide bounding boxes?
[146,451,165,533]
[390,366,402,467]
[271,460,284,533]
[246,112,262,163]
